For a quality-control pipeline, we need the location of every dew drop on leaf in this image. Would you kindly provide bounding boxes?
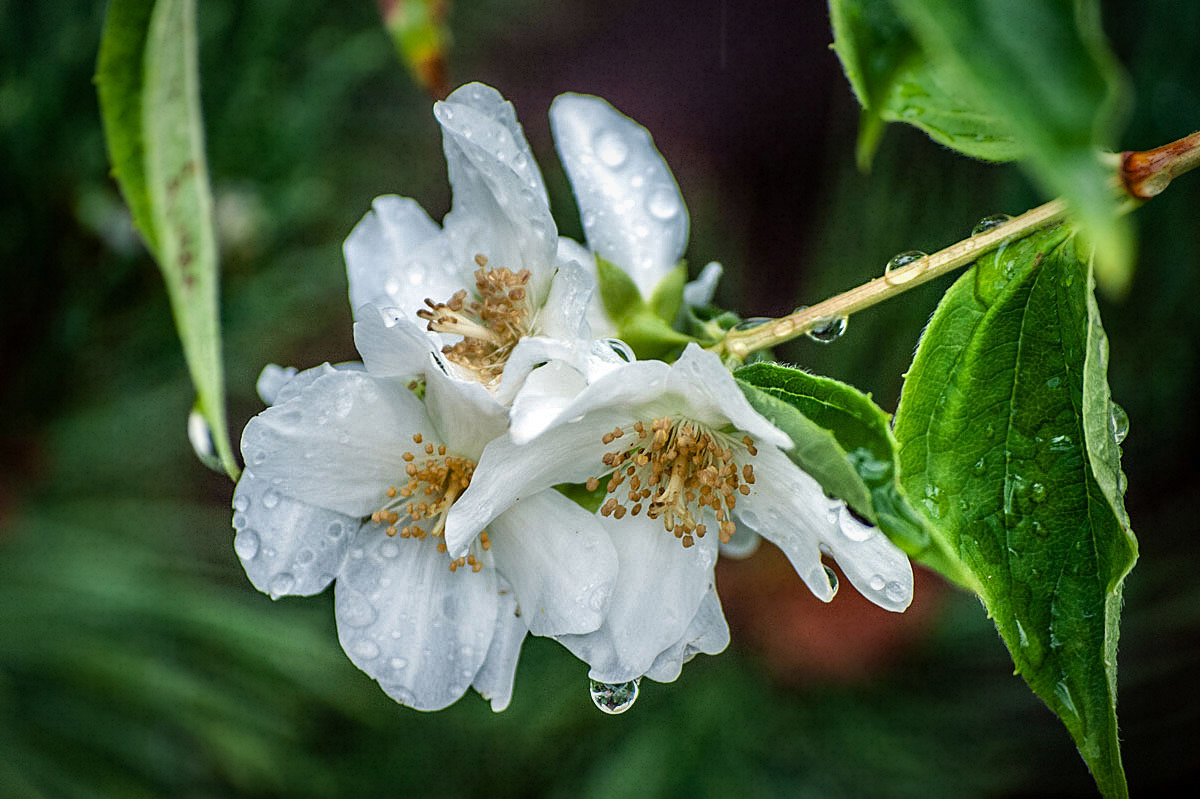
[972,214,1013,235]
[187,407,224,473]
[1030,483,1047,503]
[1109,402,1129,445]
[589,678,640,714]
[806,315,848,344]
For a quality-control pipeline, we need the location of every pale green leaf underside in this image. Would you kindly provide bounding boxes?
[97,0,238,479]
[893,224,1137,798]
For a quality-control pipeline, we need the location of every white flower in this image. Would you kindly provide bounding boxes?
[233,356,618,711]
[444,344,913,682]
[343,83,614,406]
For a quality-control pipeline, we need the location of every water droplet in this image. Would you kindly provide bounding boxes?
[973,457,986,475]
[601,337,635,362]
[1045,376,1061,390]
[646,186,679,220]
[353,639,380,660]
[1117,471,1128,494]
[338,593,378,628]
[589,678,640,714]
[389,657,408,671]
[296,548,315,565]
[379,541,399,559]
[883,250,926,284]
[334,388,354,418]
[269,572,296,598]
[984,423,995,440]
[187,408,224,473]
[972,214,1012,235]
[233,494,249,512]
[234,528,260,560]
[326,521,345,540]
[806,316,848,344]
[1109,402,1129,445]
[262,489,280,509]
[1030,483,1046,503]
[593,130,629,168]
[869,575,886,592]
[884,581,908,603]
[732,317,771,331]
[822,564,840,597]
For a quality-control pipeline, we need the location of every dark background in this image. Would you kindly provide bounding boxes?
[2,0,1198,795]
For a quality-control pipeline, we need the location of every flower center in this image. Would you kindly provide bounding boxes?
[370,432,491,573]
[417,254,533,384]
[586,417,757,549]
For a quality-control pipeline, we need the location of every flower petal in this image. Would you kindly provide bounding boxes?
[344,195,459,321]
[824,506,914,612]
[733,444,839,602]
[471,576,526,712]
[423,353,507,458]
[353,305,439,379]
[445,360,670,549]
[667,345,792,450]
[256,364,299,406]
[508,361,588,445]
[537,259,595,343]
[492,335,580,407]
[555,515,717,683]
[232,471,356,598]
[550,93,688,298]
[436,86,556,304]
[558,236,616,338]
[643,587,730,683]
[486,490,618,636]
[682,261,723,310]
[242,370,438,517]
[335,524,498,711]
[718,522,762,560]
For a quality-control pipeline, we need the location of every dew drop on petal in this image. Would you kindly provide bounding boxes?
[187,408,224,473]
[646,186,679,220]
[806,315,848,344]
[390,657,408,671]
[269,572,296,598]
[326,521,345,540]
[1109,402,1129,445]
[262,489,280,509]
[972,213,1013,235]
[884,580,908,604]
[379,541,400,559]
[869,574,886,592]
[589,678,640,714]
[234,528,260,560]
[233,494,249,512]
[338,593,378,628]
[601,337,636,362]
[822,565,840,597]
[593,130,629,168]
[353,639,380,660]
[296,548,315,565]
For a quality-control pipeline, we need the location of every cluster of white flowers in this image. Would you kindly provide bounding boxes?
[231,84,913,712]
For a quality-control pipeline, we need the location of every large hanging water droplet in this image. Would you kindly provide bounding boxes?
[1109,402,1129,445]
[731,317,772,331]
[806,316,848,344]
[972,214,1012,235]
[822,564,840,597]
[187,407,224,473]
[589,678,640,714]
[883,250,926,285]
[593,130,629,168]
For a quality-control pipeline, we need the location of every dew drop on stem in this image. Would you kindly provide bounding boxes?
[806,315,848,344]
[972,214,1012,235]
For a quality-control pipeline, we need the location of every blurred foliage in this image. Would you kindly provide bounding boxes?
[1,0,1198,796]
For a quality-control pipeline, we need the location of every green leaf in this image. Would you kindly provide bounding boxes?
[893,0,1131,294]
[829,0,1021,167]
[596,257,696,359]
[97,0,239,480]
[648,262,687,323]
[595,256,647,325]
[893,224,1137,797]
[95,0,158,254]
[735,364,977,591]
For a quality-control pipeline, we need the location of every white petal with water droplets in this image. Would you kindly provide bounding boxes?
[557,236,616,338]
[718,521,762,560]
[256,364,299,406]
[232,471,357,597]
[824,506,913,612]
[242,370,438,517]
[486,490,618,635]
[436,91,556,305]
[556,515,716,683]
[551,93,688,298]
[643,587,730,683]
[336,524,499,712]
[666,345,791,450]
[345,195,459,321]
[471,577,526,712]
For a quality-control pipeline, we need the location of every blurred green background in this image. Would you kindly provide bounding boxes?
[2,1,1198,796]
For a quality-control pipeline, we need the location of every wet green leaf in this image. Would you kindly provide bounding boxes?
[96,0,238,479]
[736,364,976,590]
[893,224,1137,798]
